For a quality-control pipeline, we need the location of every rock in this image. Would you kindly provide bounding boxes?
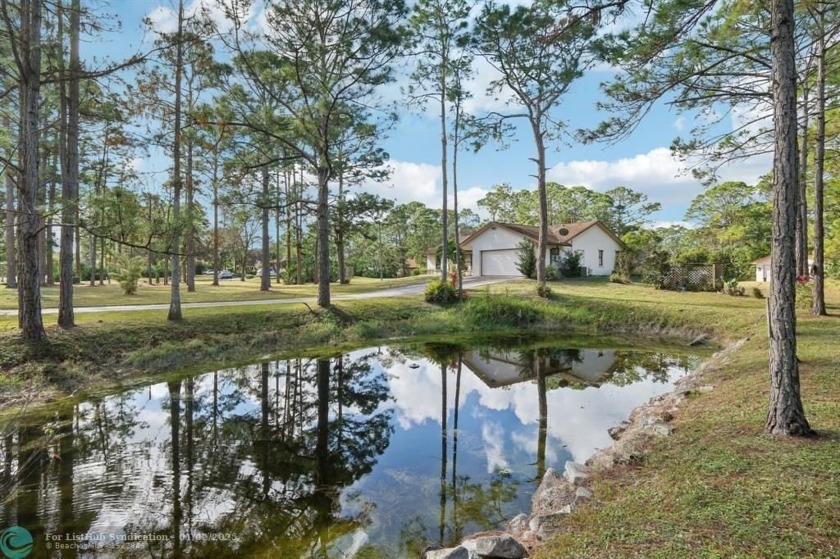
[424,546,472,559]
[507,514,529,537]
[529,513,568,541]
[564,461,590,486]
[689,334,710,346]
[607,422,628,440]
[641,420,673,438]
[532,484,575,516]
[472,534,528,558]
[574,486,593,502]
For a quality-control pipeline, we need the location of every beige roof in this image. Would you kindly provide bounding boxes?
[461,220,624,250]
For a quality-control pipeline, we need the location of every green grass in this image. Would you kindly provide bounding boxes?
[0,274,432,310]
[1,276,838,557]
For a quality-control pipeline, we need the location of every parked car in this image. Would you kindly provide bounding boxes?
[256,268,278,278]
[219,270,234,279]
[204,269,215,275]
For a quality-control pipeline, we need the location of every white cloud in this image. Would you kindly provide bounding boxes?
[674,116,686,131]
[146,0,261,36]
[547,147,770,217]
[363,160,441,207]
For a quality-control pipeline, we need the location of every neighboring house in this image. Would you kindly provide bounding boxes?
[458,220,624,277]
[753,254,815,282]
[425,236,474,276]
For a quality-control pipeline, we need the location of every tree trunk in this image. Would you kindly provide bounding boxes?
[453,97,463,298]
[4,117,16,288]
[765,0,812,437]
[212,162,220,287]
[811,7,826,316]
[185,138,196,292]
[260,166,271,291]
[168,0,185,321]
[532,120,548,288]
[796,84,809,278]
[17,0,46,342]
[439,86,449,282]
[316,165,330,307]
[37,146,47,285]
[336,171,347,284]
[58,0,80,328]
[46,153,56,286]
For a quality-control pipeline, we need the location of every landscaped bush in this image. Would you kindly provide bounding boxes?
[752,286,764,299]
[516,240,536,279]
[559,251,583,278]
[424,280,458,304]
[536,283,552,299]
[609,272,630,284]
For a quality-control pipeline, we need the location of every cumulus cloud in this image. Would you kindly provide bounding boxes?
[146,0,260,36]
[546,147,770,218]
[362,160,441,207]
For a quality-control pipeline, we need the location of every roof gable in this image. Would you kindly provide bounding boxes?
[462,220,624,249]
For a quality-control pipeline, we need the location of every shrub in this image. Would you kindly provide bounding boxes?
[723,278,745,296]
[516,240,537,279]
[113,255,145,295]
[752,286,764,299]
[546,265,558,281]
[795,276,813,309]
[536,283,552,299]
[424,280,458,304]
[559,251,583,278]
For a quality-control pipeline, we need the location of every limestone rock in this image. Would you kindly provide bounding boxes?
[424,546,472,559]
[472,534,528,558]
[507,514,529,538]
[564,461,590,486]
[574,486,593,502]
[532,483,575,516]
[529,512,569,541]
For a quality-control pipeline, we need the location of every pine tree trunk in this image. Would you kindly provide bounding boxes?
[46,153,56,286]
[766,0,813,437]
[212,163,220,287]
[439,86,448,282]
[185,139,196,292]
[532,119,548,288]
[17,0,46,342]
[4,119,16,288]
[168,0,185,321]
[260,166,270,292]
[811,8,826,316]
[58,0,80,328]
[316,164,330,308]
[796,84,809,278]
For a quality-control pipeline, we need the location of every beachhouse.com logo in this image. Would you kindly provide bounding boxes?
[0,526,32,559]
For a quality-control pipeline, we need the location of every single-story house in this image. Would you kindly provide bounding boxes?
[461,348,619,388]
[443,220,623,277]
[753,255,814,282]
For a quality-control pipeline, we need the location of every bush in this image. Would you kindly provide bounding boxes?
[752,286,764,299]
[546,265,558,281]
[424,280,458,304]
[113,255,145,295]
[723,278,745,296]
[516,240,537,279]
[536,283,552,299]
[796,276,813,309]
[559,251,583,278]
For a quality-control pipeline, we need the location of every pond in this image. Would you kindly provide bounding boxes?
[0,336,701,558]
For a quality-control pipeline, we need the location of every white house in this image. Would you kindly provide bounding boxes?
[461,347,619,388]
[456,220,624,277]
[753,254,814,282]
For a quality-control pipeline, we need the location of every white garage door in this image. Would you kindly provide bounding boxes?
[481,249,523,276]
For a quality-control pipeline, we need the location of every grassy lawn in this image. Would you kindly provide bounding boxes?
[0,274,432,310]
[0,277,838,557]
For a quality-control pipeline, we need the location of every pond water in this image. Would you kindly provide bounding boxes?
[0,337,700,559]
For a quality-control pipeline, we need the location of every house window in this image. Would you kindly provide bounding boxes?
[598,250,604,267]
[549,247,561,263]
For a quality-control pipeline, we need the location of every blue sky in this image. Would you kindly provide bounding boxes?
[98,0,771,226]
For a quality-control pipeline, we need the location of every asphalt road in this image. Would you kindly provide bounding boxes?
[0,276,511,316]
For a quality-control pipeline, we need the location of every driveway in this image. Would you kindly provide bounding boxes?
[0,276,513,316]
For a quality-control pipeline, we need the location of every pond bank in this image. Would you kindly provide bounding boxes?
[0,284,733,414]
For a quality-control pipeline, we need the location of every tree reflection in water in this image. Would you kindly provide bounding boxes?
[0,337,697,559]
